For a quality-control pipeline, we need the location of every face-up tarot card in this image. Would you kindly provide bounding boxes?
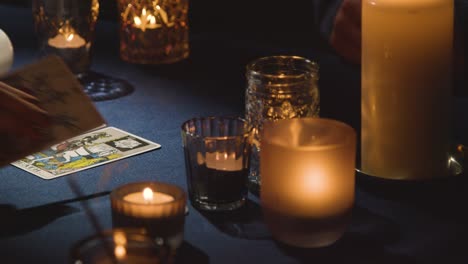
[12,127,161,179]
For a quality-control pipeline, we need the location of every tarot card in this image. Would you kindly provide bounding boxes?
[0,55,106,167]
[12,127,161,179]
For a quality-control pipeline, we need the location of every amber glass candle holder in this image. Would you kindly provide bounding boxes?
[111,182,186,250]
[32,0,99,74]
[261,118,356,248]
[116,0,189,64]
[70,228,173,263]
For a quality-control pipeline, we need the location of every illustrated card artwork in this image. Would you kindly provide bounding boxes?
[12,127,161,179]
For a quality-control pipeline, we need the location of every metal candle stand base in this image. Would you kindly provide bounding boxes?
[78,71,134,101]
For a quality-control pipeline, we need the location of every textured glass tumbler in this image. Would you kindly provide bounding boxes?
[245,56,320,187]
[32,0,99,74]
[261,118,356,248]
[117,0,189,64]
[181,117,252,211]
[70,229,172,263]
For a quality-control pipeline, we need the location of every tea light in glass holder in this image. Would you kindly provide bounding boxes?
[110,182,186,249]
[261,118,356,248]
[116,0,189,64]
[48,21,86,49]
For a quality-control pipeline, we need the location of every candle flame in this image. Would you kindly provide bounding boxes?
[66,33,74,42]
[114,245,127,259]
[134,16,142,26]
[143,187,154,201]
[149,15,156,25]
[113,231,127,245]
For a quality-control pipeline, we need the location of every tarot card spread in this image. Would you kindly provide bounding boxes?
[0,55,106,166]
[12,127,161,179]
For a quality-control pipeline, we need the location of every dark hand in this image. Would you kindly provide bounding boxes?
[0,81,50,162]
[330,0,362,64]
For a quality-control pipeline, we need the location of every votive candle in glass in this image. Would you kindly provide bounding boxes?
[261,118,356,248]
[110,182,186,250]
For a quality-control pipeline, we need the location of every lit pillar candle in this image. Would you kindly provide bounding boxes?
[110,182,186,249]
[261,118,356,248]
[361,0,453,179]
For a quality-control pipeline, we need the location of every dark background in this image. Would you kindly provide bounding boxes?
[0,0,325,48]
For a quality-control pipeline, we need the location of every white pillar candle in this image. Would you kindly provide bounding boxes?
[362,0,453,179]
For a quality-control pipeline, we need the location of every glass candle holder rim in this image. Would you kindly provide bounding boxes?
[246,55,320,81]
[70,228,163,261]
[111,181,186,206]
[262,117,356,151]
[181,116,253,140]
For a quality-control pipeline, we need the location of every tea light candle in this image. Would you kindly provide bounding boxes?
[361,0,453,179]
[48,22,86,49]
[261,118,356,248]
[201,152,243,171]
[123,187,174,204]
[132,7,159,31]
[111,182,186,249]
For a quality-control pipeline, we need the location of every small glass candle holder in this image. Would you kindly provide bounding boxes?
[110,182,186,250]
[245,55,320,187]
[70,228,172,264]
[116,0,189,64]
[32,0,99,74]
[181,116,252,211]
[261,118,356,248]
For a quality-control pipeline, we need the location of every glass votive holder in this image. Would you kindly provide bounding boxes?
[116,0,189,64]
[32,0,99,75]
[245,55,320,187]
[110,182,186,250]
[261,118,356,248]
[181,116,252,212]
[70,228,172,264]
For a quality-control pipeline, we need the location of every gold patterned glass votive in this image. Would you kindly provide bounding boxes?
[245,56,320,187]
[116,0,189,64]
[261,118,356,248]
[110,182,187,250]
[32,0,99,74]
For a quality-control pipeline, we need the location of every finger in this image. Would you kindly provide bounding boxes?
[0,111,49,150]
[0,81,39,104]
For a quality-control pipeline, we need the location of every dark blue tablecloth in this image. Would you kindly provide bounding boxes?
[1,5,468,264]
